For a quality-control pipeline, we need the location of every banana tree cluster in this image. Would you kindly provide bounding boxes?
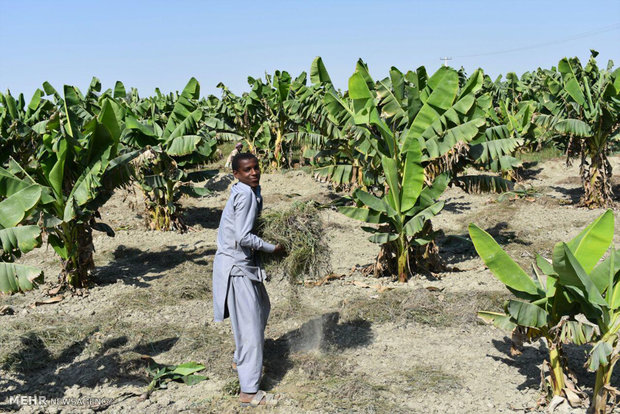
[475,73,536,178]
[471,210,620,413]
[310,58,379,190]
[121,78,217,231]
[315,58,525,195]
[335,63,494,281]
[0,89,56,167]
[534,51,620,208]
[0,84,138,288]
[214,65,331,171]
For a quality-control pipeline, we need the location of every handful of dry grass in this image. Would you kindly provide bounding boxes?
[258,202,331,284]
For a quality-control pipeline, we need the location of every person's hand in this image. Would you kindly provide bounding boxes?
[273,244,285,254]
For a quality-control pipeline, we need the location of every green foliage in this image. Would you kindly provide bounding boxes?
[0,89,56,167]
[496,185,542,202]
[0,82,138,287]
[122,78,218,231]
[534,52,620,207]
[336,63,491,281]
[471,210,620,411]
[145,361,207,398]
[0,224,43,293]
[215,70,319,171]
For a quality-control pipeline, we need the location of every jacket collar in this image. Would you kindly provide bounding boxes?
[236,181,261,195]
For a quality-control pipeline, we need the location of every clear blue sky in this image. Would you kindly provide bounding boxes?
[1,0,619,98]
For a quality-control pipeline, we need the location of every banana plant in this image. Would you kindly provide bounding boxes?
[122,78,217,231]
[470,210,614,406]
[471,75,536,177]
[0,86,138,288]
[308,58,378,189]
[333,63,490,281]
[246,70,308,170]
[216,68,324,171]
[321,60,518,195]
[211,83,261,149]
[0,88,56,166]
[0,183,43,293]
[340,146,448,282]
[544,212,620,413]
[563,248,620,414]
[338,64,483,281]
[535,51,620,207]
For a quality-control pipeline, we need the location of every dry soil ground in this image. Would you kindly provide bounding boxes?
[2,156,620,413]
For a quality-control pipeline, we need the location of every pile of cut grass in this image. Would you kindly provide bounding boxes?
[258,202,331,284]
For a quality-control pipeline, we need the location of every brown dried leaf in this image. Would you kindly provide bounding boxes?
[548,395,565,412]
[563,386,583,408]
[306,273,346,287]
[30,295,64,308]
[511,328,526,356]
[47,286,62,296]
[563,375,587,407]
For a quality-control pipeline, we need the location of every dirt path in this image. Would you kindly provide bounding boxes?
[2,157,620,413]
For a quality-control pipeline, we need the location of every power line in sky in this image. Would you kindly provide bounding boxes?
[453,23,620,59]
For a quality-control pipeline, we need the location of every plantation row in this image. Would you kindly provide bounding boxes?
[2,52,618,289]
[0,52,619,411]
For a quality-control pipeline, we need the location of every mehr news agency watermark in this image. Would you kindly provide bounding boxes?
[8,395,113,407]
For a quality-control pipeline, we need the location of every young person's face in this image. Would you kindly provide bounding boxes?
[233,157,261,188]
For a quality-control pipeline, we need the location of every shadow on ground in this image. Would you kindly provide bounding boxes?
[490,337,620,396]
[0,330,178,411]
[262,312,373,390]
[550,185,582,204]
[439,221,530,266]
[612,183,620,203]
[206,174,235,192]
[491,337,545,391]
[484,222,531,246]
[518,162,544,180]
[184,206,222,229]
[437,233,477,265]
[442,196,472,214]
[95,245,213,287]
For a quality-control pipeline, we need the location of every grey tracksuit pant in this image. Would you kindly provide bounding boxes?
[227,273,270,393]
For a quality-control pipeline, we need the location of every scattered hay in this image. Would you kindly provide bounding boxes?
[289,352,352,381]
[296,375,402,412]
[341,288,510,327]
[258,202,331,284]
[399,364,462,392]
[0,314,98,373]
[222,378,240,396]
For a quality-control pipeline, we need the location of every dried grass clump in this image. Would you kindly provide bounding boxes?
[258,202,331,284]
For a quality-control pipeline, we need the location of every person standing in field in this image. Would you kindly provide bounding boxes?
[224,142,244,169]
[212,152,284,407]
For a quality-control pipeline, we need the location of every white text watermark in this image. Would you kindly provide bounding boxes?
[8,395,113,407]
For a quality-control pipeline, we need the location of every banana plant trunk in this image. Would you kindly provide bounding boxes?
[149,180,180,231]
[273,130,283,169]
[592,358,617,414]
[61,222,94,288]
[548,341,566,396]
[580,146,613,208]
[242,133,256,155]
[273,119,285,169]
[397,234,408,283]
[300,144,306,166]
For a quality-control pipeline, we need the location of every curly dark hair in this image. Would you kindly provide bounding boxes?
[231,152,258,171]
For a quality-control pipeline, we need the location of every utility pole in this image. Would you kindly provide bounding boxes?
[440,57,452,67]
